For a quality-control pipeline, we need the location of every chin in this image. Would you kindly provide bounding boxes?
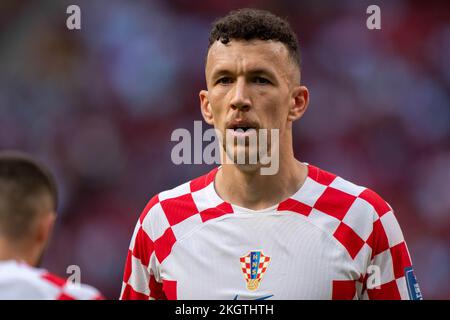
[233,162,263,174]
[224,144,262,169]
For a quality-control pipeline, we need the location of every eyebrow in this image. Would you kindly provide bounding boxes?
[210,67,277,81]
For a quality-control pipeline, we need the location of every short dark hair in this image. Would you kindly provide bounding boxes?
[208,8,300,67]
[0,151,58,240]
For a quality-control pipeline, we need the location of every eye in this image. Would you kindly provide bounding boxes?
[253,76,271,84]
[216,77,233,85]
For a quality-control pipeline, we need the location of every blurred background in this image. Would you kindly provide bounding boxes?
[0,0,449,299]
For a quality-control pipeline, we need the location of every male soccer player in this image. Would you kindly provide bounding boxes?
[120,9,422,300]
[0,152,103,300]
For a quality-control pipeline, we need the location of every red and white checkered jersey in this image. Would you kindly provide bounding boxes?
[120,164,422,300]
[0,260,104,300]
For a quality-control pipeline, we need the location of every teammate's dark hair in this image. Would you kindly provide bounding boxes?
[208,8,300,67]
[0,151,57,240]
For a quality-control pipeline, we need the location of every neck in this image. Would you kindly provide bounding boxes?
[0,237,37,267]
[215,149,308,211]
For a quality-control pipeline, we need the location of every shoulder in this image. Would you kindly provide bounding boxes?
[0,261,49,299]
[39,271,104,300]
[305,164,393,219]
[292,164,397,261]
[0,262,103,300]
[131,167,232,263]
[305,165,413,297]
[137,167,224,228]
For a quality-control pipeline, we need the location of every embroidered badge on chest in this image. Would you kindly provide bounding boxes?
[239,251,271,291]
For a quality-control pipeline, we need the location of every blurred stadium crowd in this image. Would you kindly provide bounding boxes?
[0,0,449,299]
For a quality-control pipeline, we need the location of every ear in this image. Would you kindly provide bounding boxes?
[199,90,214,126]
[288,85,309,122]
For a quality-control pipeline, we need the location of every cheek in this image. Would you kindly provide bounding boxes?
[208,91,228,125]
[259,92,290,127]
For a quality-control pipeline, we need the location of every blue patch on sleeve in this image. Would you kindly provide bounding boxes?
[405,267,423,300]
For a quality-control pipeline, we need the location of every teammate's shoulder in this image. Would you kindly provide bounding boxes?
[0,260,48,299]
[39,270,104,300]
[0,261,103,300]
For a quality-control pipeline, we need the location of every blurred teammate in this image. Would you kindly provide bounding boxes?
[0,151,103,300]
[120,9,422,300]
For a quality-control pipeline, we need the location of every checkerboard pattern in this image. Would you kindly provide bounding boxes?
[120,167,235,300]
[277,165,414,299]
[240,252,271,281]
[120,164,416,300]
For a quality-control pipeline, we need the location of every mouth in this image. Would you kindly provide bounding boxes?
[226,122,259,137]
[227,119,259,131]
[230,126,254,132]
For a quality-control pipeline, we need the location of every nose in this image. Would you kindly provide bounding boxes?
[229,78,251,112]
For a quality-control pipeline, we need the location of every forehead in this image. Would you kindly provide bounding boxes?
[206,39,292,75]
